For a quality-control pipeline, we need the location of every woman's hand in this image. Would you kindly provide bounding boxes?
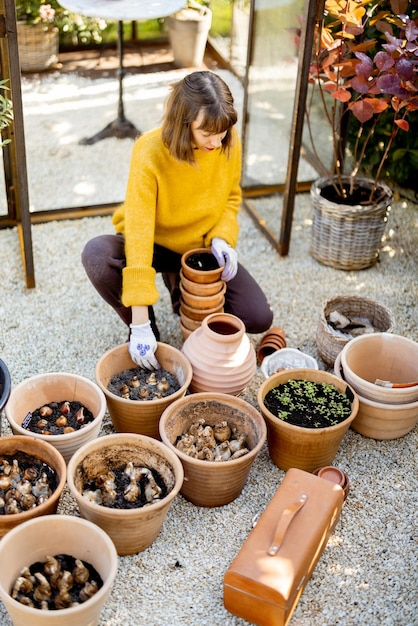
[129,321,160,369]
[211,237,238,281]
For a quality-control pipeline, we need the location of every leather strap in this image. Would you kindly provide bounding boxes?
[267,494,308,556]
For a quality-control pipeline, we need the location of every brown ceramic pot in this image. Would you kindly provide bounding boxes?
[257,368,359,472]
[159,392,266,507]
[179,281,226,310]
[181,248,224,284]
[179,269,225,296]
[67,433,184,555]
[257,327,287,362]
[5,373,106,463]
[179,300,224,321]
[0,435,66,539]
[181,313,257,395]
[95,342,193,439]
[0,514,118,626]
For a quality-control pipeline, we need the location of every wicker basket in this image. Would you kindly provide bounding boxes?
[316,295,395,366]
[310,177,392,270]
[17,22,59,73]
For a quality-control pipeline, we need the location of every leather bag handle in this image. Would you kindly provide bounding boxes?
[267,493,308,556]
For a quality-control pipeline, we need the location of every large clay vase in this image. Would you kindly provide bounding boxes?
[159,392,266,507]
[67,433,184,555]
[5,373,106,464]
[257,368,359,472]
[95,342,193,440]
[0,515,118,626]
[181,313,257,395]
[0,435,67,539]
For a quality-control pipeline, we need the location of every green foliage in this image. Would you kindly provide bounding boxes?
[0,80,13,147]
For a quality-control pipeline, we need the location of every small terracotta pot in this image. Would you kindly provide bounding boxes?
[257,368,359,472]
[181,248,224,284]
[67,433,184,555]
[180,321,194,341]
[257,327,287,362]
[0,435,67,539]
[0,357,11,415]
[179,299,224,321]
[95,342,193,439]
[0,514,118,626]
[180,269,225,296]
[182,313,257,395]
[334,353,418,439]
[313,465,350,501]
[159,392,267,507]
[179,281,226,310]
[5,373,106,464]
[180,310,202,332]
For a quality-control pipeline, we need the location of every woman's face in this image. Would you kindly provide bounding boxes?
[191,110,228,152]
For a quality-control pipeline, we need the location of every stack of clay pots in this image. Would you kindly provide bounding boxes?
[256,326,287,363]
[179,248,226,340]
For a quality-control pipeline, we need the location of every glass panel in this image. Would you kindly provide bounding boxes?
[241,0,318,188]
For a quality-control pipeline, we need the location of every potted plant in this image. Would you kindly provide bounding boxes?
[257,368,359,472]
[166,0,213,68]
[0,81,13,148]
[306,0,418,269]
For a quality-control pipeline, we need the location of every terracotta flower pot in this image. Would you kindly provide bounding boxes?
[334,353,418,439]
[94,342,193,439]
[180,248,224,284]
[159,392,267,507]
[179,310,202,332]
[180,269,225,296]
[256,326,287,362]
[5,373,106,464]
[179,281,226,310]
[257,368,359,472]
[182,313,257,395]
[0,514,118,626]
[0,357,11,415]
[0,435,66,539]
[67,433,184,555]
[340,333,418,404]
[179,300,224,321]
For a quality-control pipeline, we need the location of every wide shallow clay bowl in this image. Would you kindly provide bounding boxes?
[335,353,418,439]
[340,332,418,404]
[67,433,184,555]
[95,342,193,439]
[180,269,225,296]
[5,373,106,464]
[159,392,266,507]
[0,435,67,539]
[257,368,359,472]
[181,248,224,284]
[0,515,118,626]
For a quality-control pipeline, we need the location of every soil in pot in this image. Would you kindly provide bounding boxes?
[320,181,388,205]
[81,461,168,509]
[0,451,59,515]
[21,401,94,436]
[107,367,180,401]
[185,252,219,272]
[263,379,354,428]
[10,553,103,610]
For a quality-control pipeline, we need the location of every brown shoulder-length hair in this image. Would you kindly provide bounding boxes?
[161,71,238,164]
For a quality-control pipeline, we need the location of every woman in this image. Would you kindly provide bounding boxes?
[82,71,272,369]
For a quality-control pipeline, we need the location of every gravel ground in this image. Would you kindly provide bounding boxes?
[0,187,417,625]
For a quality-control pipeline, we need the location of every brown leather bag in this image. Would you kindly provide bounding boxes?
[223,468,344,626]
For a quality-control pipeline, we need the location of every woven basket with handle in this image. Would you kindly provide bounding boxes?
[316,295,395,366]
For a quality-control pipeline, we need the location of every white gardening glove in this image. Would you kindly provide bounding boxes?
[129,322,160,370]
[211,237,238,282]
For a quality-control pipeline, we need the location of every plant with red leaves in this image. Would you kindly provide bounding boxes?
[307,0,418,201]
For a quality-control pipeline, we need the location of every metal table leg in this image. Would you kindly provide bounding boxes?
[79,20,140,145]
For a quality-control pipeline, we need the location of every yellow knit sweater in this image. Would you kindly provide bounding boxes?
[112,126,242,307]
